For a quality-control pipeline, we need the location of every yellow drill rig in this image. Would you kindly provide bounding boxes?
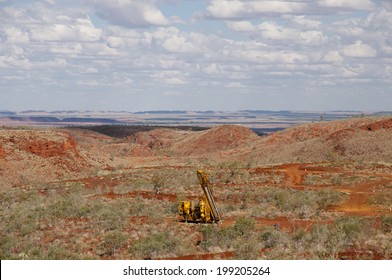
[178,170,220,223]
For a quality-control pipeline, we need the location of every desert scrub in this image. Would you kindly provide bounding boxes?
[113,184,135,195]
[306,217,376,259]
[200,217,259,258]
[381,216,392,233]
[303,174,331,185]
[334,216,375,245]
[250,172,270,184]
[232,218,261,259]
[91,198,130,231]
[91,195,172,231]
[233,235,261,259]
[260,226,290,250]
[367,191,392,209]
[152,173,165,194]
[307,224,345,259]
[260,217,378,260]
[47,194,91,219]
[44,245,80,260]
[233,217,256,236]
[0,235,15,259]
[271,187,344,218]
[259,226,294,259]
[220,186,344,219]
[149,169,193,193]
[100,230,129,256]
[129,231,181,259]
[214,161,249,184]
[0,189,46,236]
[270,172,285,184]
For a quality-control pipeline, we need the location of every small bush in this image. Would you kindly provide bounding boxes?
[200,218,257,253]
[92,200,129,231]
[130,232,179,259]
[0,235,15,259]
[152,174,165,194]
[233,217,255,236]
[381,216,392,233]
[260,226,289,249]
[368,193,392,208]
[101,230,129,256]
[200,225,221,250]
[233,236,261,259]
[334,216,372,244]
[46,246,80,260]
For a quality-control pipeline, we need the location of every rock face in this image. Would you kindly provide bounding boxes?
[0,130,79,158]
[360,118,392,131]
[21,134,78,157]
[0,129,87,188]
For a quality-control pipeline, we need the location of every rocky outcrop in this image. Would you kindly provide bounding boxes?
[360,118,392,131]
[22,134,77,157]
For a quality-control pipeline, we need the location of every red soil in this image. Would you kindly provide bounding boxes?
[93,190,178,202]
[132,129,182,149]
[328,178,391,216]
[21,133,78,157]
[360,118,392,131]
[173,125,259,156]
[0,144,5,159]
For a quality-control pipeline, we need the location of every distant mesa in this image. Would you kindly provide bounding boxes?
[0,111,17,116]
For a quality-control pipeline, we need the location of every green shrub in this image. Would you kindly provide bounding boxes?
[152,174,165,194]
[101,230,129,256]
[200,218,257,253]
[260,226,288,249]
[46,246,80,260]
[0,235,15,259]
[130,232,179,259]
[92,200,129,231]
[368,193,392,208]
[233,236,261,259]
[48,196,91,219]
[334,216,371,244]
[269,187,344,218]
[200,225,221,250]
[233,217,256,236]
[381,216,392,233]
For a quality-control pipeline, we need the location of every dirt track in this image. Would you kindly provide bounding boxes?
[252,163,388,213]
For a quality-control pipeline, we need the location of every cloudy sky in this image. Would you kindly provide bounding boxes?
[1,0,392,111]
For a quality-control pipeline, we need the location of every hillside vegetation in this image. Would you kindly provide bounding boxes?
[1,116,391,259]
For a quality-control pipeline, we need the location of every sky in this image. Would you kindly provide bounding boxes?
[1,0,392,112]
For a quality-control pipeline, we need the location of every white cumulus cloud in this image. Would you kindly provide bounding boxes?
[206,0,308,19]
[318,0,375,10]
[0,0,391,111]
[89,0,169,27]
[341,40,377,58]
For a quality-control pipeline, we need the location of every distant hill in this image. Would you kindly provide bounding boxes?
[0,111,16,116]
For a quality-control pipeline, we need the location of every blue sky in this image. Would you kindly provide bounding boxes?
[0,0,391,111]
